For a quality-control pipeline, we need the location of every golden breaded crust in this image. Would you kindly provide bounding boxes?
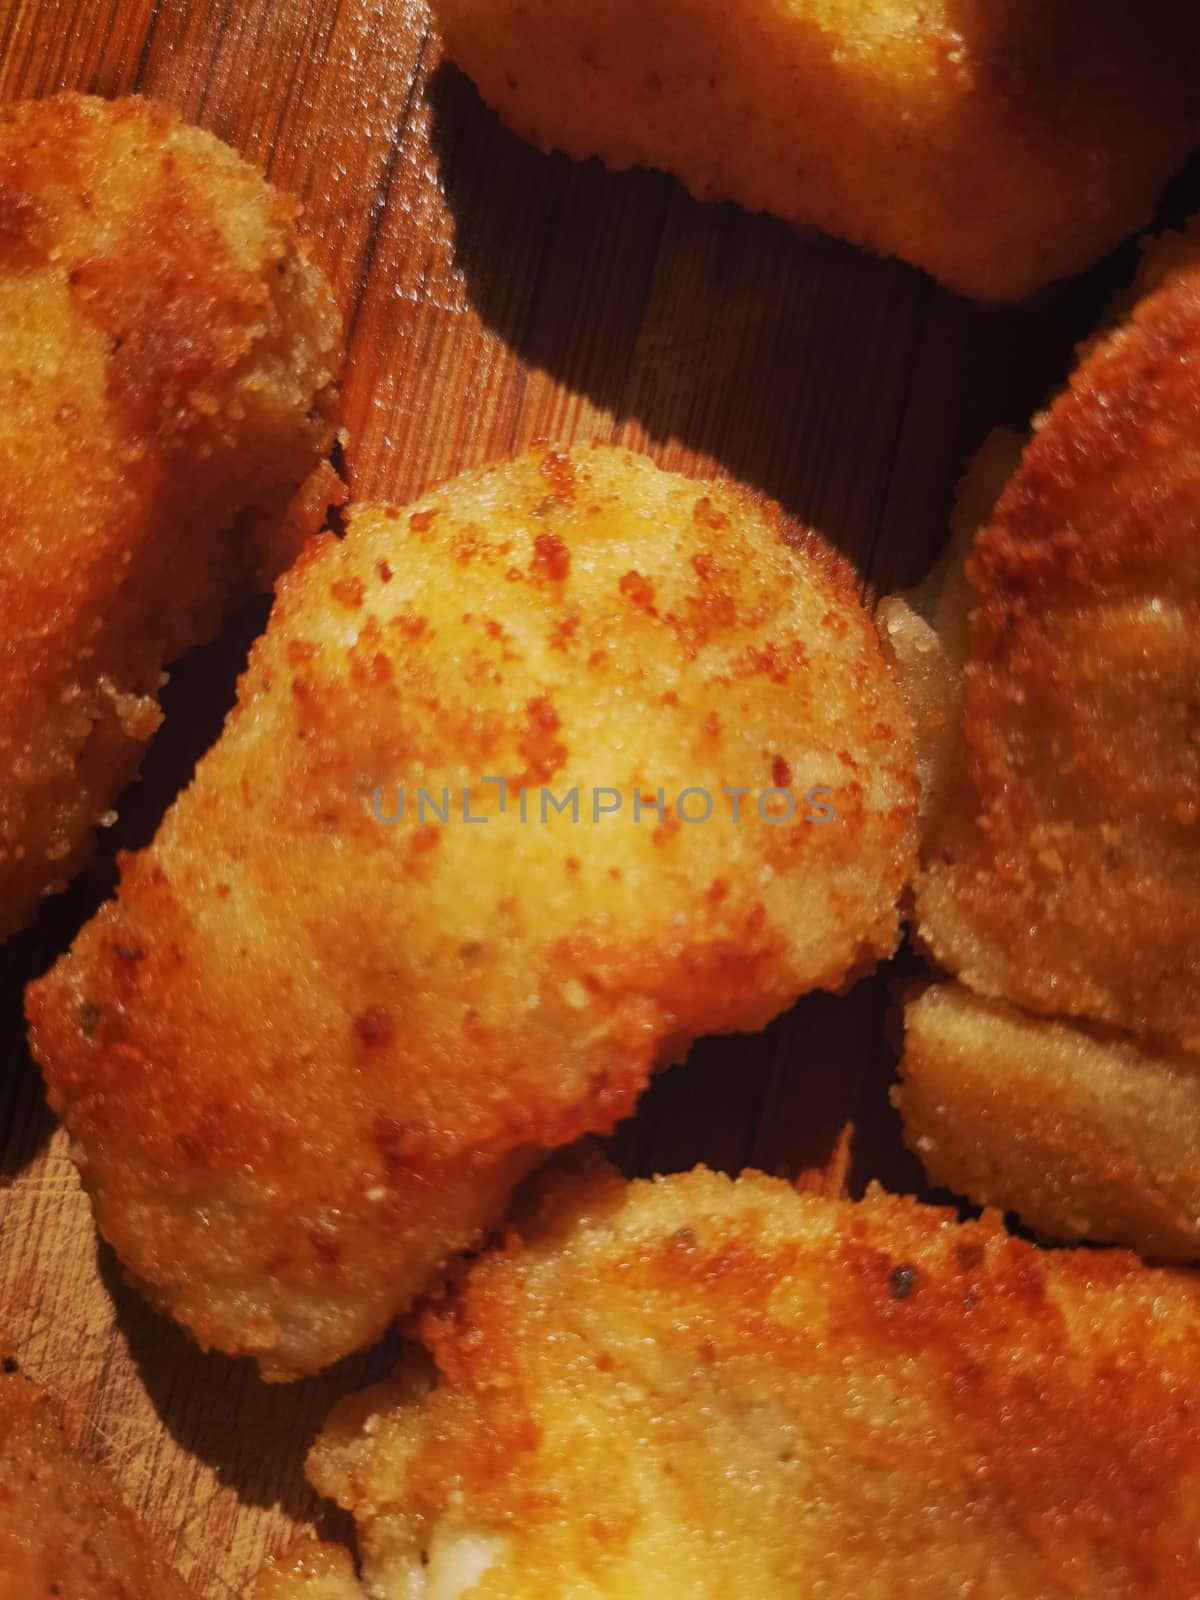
[432,0,1200,300]
[897,983,1200,1262]
[887,229,1200,1261]
[275,1163,1200,1599]
[256,1542,363,1600]
[27,443,916,1378]
[0,93,342,940]
[914,234,1200,1060]
[0,1367,195,1599]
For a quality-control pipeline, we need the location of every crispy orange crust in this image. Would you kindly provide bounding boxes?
[432,0,1200,300]
[27,443,916,1378]
[916,236,1200,1059]
[0,1366,195,1599]
[0,93,343,940]
[282,1164,1200,1598]
[889,230,1200,1261]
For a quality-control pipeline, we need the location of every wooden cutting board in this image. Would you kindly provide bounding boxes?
[1,2,1193,1592]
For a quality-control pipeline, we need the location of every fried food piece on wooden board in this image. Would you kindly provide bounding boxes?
[914,237,1200,1055]
[432,0,1200,300]
[27,442,916,1378]
[0,92,342,941]
[884,225,1200,1258]
[0,1363,196,1599]
[261,1162,1200,1599]
[901,984,1200,1261]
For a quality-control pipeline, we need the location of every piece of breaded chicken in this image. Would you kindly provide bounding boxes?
[432,0,1200,301]
[0,93,342,941]
[256,1161,1200,1599]
[881,225,1200,1258]
[901,985,1200,1263]
[26,443,916,1378]
[0,1364,196,1599]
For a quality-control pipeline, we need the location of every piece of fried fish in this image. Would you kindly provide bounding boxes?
[881,224,1200,1259]
[28,443,916,1377]
[257,1162,1200,1599]
[432,0,1200,300]
[0,93,342,941]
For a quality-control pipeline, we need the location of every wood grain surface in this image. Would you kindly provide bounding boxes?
[0,2,1196,1593]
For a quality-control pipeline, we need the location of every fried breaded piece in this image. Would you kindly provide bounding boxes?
[0,93,342,941]
[901,985,1200,1261]
[432,0,1200,301]
[27,443,916,1378]
[915,246,1200,1055]
[0,1365,196,1599]
[260,1162,1200,1599]
[887,226,1200,1258]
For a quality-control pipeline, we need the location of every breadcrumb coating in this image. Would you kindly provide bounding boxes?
[0,93,342,940]
[901,984,1200,1261]
[887,226,1200,1259]
[27,443,916,1378]
[0,1366,195,1599]
[916,238,1200,1056]
[263,1163,1200,1598]
[432,0,1200,300]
